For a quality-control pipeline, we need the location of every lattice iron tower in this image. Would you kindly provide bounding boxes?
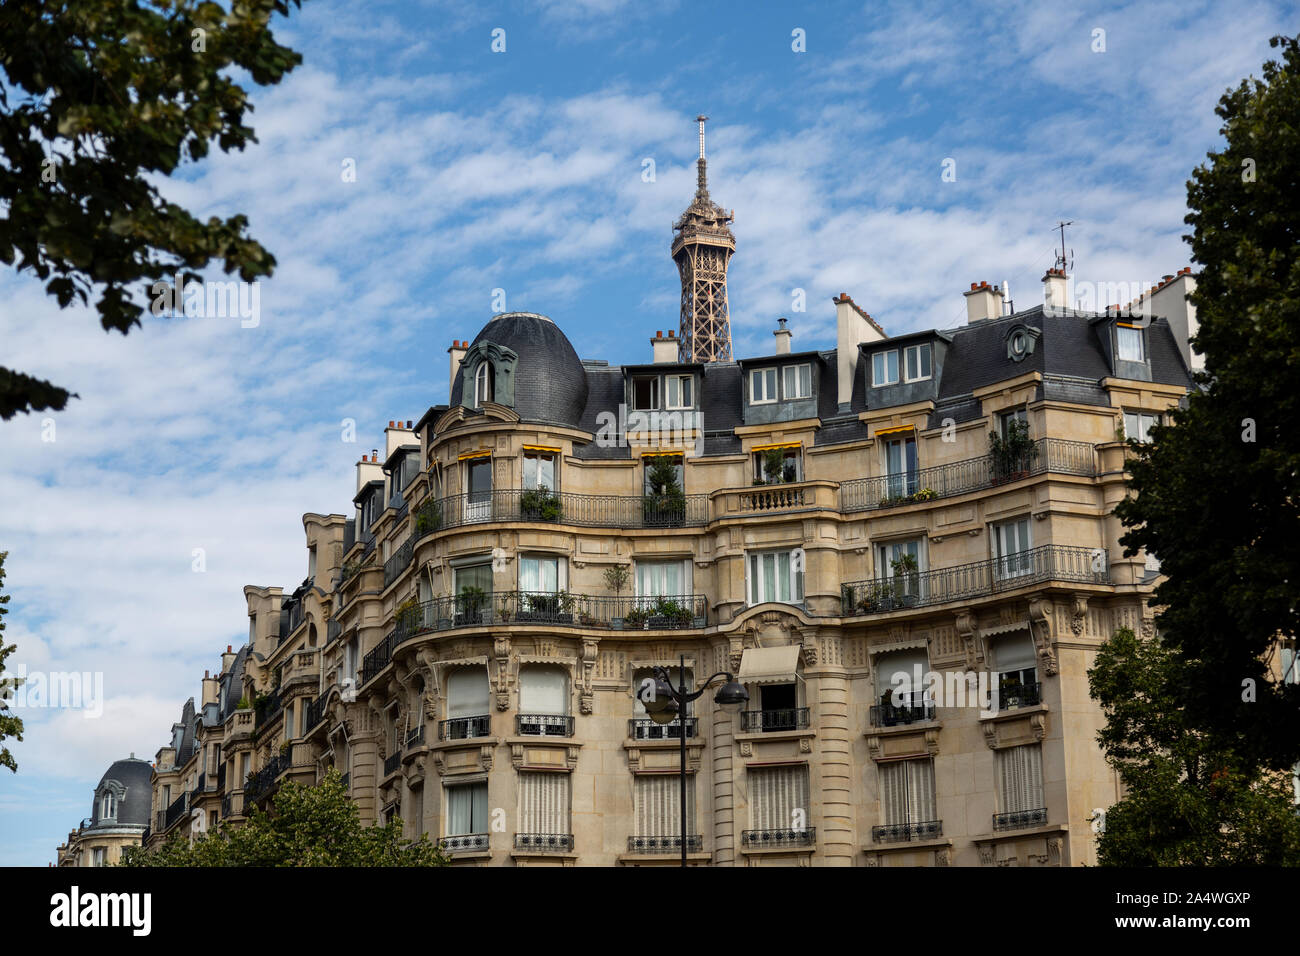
[672,116,735,363]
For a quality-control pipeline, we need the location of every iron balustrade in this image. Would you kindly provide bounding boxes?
[254,688,283,729]
[872,820,943,843]
[383,752,401,777]
[216,764,225,791]
[245,753,291,801]
[439,715,491,741]
[514,832,574,851]
[741,827,816,848]
[516,714,575,737]
[740,707,810,733]
[628,717,698,740]
[842,545,1109,616]
[627,835,703,853]
[870,702,937,727]
[327,618,341,644]
[993,807,1048,831]
[383,537,415,587]
[305,690,330,731]
[405,723,426,747]
[442,833,489,852]
[840,438,1097,512]
[163,792,188,831]
[998,681,1042,710]
[361,592,707,684]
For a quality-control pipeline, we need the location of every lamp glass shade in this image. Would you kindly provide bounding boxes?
[648,696,680,725]
[714,679,749,712]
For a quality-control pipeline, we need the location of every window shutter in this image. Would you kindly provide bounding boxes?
[635,775,695,837]
[997,745,1043,813]
[993,635,1037,674]
[447,668,490,719]
[519,771,570,835]
[873,649,930,702]
[519,667,568,715]
[749,765,810,831]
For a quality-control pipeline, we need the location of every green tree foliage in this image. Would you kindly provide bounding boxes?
[0,552,23,774]
[122,769,450,866]
[1088,628,1300,865]
[0,0,303,419]
[1114,34,1300,770]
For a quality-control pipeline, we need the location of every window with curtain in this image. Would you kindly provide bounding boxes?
[879,758,937,825]
[634,773,696,839]
[884,435,918,497]
[782,363,811,399]
[446,781,488,836]
[92,848,106,867]
[453,561,493,600]
[519,555,563,594]
[519,666,568,715]
[635,559,690,600]
[749,367,778,404]
[474,361,494,405]
[748,764,810,832]
[996,744,1044,814]
[872,350,899,386]
[522,451,556,490]
[518,771,571,836]
[1116,325,1144,362]
[747,550,805,606]
[874,538,924,600]
[1123,410,1160,443]
[101,792,115,818]
[993,518,1033,577]
[665,374,693,409]
[446,668,490,721]
[903,344,932,382]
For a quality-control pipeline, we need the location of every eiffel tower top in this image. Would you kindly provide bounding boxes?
[672,115,735,251]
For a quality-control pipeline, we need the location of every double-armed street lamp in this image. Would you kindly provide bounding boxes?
[639,654,748,866]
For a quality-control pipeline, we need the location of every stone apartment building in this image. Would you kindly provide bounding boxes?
[55,756,151,866]
[136,133,1205,866]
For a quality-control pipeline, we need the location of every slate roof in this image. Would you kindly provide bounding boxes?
[89,757,152,829]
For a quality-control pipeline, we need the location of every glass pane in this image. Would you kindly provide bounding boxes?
[681,376,692,407]
[762,554,776,603]
[799,364,811,396]
[873,353,885,385]
[887,351,899,382]
[468,460,491,499]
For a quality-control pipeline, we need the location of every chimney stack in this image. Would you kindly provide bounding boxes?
[651,329,677,363]
[964,281,1003,323]
[1145,266,1200,372]
[1042,268,1069,312]
[773,317,792,354]
[448,340,467,402]
[834,293,887,409]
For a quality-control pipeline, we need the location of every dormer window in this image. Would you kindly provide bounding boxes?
[872,350,899,387]
[782,364,811,399]
[749,368,778,404]
[903,344,932,383]
[101,791,116,819]
[474,361,495,406]
[665,374,693,410]
[1116,324,1144,362]
[633,376,659,411]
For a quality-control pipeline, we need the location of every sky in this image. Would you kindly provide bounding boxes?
[0,0,1293,865]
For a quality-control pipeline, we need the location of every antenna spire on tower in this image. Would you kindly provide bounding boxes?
[1055,220,1074,272]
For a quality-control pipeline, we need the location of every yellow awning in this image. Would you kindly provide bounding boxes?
[751,441,802,453]
[738,645,802,686]
[874,424,916,437]
[457,449,492,461]
[521,444,561,453]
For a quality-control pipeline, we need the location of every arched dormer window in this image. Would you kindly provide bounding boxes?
[101,790,116,819]
[475,361,495,406]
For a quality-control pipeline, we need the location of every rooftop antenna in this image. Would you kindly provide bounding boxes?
[697,114,707,160]
[1054,220,1074,273]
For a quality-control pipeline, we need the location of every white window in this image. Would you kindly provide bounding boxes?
[474,361,494,406]
[453,561,492,623]
[519,554,564,594]
[748,764,810,833]
[754,447,802,483]
[635,559,691,599]
[446,781,488,836]
[634,774,696,843]
[749,367,778,404]
[1123,411,1160,443]
[903,344,932,382]
[307,545,317,581]
[872,350,899,386]
[874,539,923,596]
[996,744,1045,815]
[873,648,931,710]
[1282,644,1299,686]
[993,517,1033,578]
[747,550,805,606]
[284,701,295,742]
[101,792,115,819]
[666,374,693,410]
[518,771,571,837]
[633,376,659,411]
[522,451,555,490]
[519,666,569,716]
[880,758,937,826]
[1116,325,1144,362]
[782,364,811,399]
[92,847,106,867]
[883,435,918,498]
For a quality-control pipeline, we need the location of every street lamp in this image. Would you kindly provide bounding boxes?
[641,654,748,865]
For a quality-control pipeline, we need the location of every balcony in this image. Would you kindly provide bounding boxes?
[514,832,574,851]
[162,792,188,832]
[254,687,283,730]
[245,753,291,802]
[516,714,575,737]
[741,827,816,848]
[839,438,1096,512]
[872,820,943,843]
[384,537,415,587]
[997,681,1042,710]
[627,835,703,853]
[713,479,838,519]
[628,717,698,740]
[442,833,489,853]
[439,715,491,741]
[993,807,1048,831]
[869,702,936,727]
[383,752,401,777]
[405,723,426,748]
[740,707,810,733]
[842,545,1109,617]
[304,689,331,731]
[361,592,707,684]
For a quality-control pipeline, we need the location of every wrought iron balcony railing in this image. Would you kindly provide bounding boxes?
[628,717,698,740]
[516,714,575,737]
[869,702,937,727]
[163,792,188,832]
[305,689,331,732]
[872,820,943,843]
[244,753,291,802]
[993,807,1048,831]
[254,687,283,729]
[406,723,426,747]
[740,827,816,848]
[997,681,1042,710]
[839,438,1096,512]
[627,834,703,853]
[514,832,574,851]
[740,707,810,733]
[439,715,491,741]
[383,752,401,777]
[841,545,1109,616]
[442,833,489,852]
[361,592,707,684]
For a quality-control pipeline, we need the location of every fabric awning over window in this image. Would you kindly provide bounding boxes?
[993,634,1037,672]
[738,645,801,686]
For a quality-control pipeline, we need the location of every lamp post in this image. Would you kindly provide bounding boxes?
[641,654,748,866]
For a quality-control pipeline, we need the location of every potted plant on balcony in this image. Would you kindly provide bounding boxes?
[647,597,694,628]
[494,593,515,623]
[642,456,686,527]
[519,485,563,522]
[603,563,630,628]
[912,487,938,502]
[989,418,1039,484]
[278,740,291,758]
[622,606,649,630]
[395,597,421,636]
[891,553,920,607]
[456,585,487,625]
[415,499,442,536]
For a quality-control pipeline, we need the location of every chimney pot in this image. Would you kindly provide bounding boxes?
[227,645,232,653]
[668,330,674,338]
[388,420,395,428]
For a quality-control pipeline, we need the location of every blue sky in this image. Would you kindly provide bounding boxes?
[0,0,1293,865]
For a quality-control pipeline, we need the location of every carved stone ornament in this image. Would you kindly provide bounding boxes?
[955,610,984,671]
[493,635,512,711]
[935,847,952,867]
[1047,836,1064,865]
[1071,596,1088,635]
[977,843,996,866]
[1027,599,1060,676]
[580,639,599,715]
